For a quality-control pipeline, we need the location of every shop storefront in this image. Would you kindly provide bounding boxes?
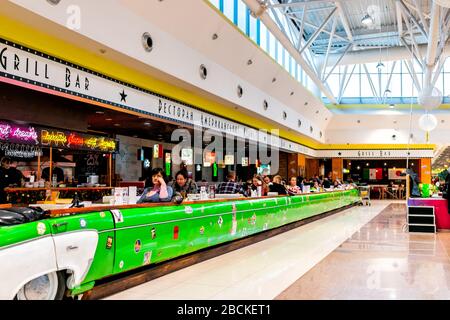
[0,119,118,204]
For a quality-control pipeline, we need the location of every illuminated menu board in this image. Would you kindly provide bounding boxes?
[0,121,118,153]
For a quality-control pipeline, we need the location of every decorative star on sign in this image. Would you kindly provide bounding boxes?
[120,89,127,103]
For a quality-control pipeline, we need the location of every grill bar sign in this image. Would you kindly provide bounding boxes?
[0,120,117,152]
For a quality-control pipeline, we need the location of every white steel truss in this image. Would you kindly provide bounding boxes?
[244,0,450,103]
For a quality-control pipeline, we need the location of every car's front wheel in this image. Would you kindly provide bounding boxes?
[16,271,66,300]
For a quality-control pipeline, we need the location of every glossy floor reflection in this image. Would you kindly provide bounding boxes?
[105,201,390,300]
[277,202,450,300]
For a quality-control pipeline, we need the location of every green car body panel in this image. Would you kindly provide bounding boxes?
[0,189,360,297]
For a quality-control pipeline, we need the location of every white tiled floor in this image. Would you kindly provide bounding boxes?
[105,201,397,300]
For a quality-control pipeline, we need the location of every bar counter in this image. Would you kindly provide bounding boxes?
[4,187,113,205]
[0,188,360,299]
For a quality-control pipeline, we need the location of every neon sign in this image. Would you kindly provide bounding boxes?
[67,133,84,147]
[0,122,39,144]
[0,120,118,152]
[85,137,98,149]
[97,138,116,151]
[0,124,11,140]
[41,130,67,146]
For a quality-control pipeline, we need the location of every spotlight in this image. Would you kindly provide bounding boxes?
[361,13,374,27]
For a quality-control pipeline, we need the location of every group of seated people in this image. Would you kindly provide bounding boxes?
[137,168,351,203]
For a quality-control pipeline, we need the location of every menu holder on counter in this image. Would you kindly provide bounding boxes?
[113,187,127,205]
[128,186,137,204]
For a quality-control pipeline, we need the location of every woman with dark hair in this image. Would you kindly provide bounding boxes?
[171,170,198,197]
[137,168,173,203]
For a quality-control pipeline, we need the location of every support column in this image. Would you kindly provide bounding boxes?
[306,158,319,178]
[298,154,306,178]
[288,154,307,179]
[332,158,343,181]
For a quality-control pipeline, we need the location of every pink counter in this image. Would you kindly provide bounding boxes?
[408,197,450,230]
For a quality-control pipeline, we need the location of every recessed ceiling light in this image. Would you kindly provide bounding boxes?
[105,118,113,121]
[114,123,120,127]
[95,111,104,114]
[144,122,151,126]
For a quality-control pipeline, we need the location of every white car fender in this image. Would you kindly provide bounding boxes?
[0,236,58,300]
[52,230,99,289]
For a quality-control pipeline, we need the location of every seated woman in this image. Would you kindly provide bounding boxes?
[248,175,266,196]
[287,177,302,195]
[311,180,321,192]
[137,168,173,203]
[333,179,343,188]
[269,175,287,195]
[171,170,198,197]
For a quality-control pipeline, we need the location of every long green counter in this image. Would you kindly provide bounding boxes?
[0,189,360,299]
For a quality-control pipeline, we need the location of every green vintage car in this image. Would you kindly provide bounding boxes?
[0,189,360,300]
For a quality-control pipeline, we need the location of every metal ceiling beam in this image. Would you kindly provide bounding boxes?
[403,60,421,92]
[397,0,428,39]
[362,64,380,100]
[396,1,404,38]
[298,7,337,54]
[296,6,307,50]
[412,0,429,36]
[322,42,450,66]
[321,16,337,79]
[338,64,356,103]
[399,37,423,69]
[286,13,350,43]
[335,0,353,42]
[323,43,352,82]
[423,1,440,94]
[382,61,397,104]
[243,0,338,103]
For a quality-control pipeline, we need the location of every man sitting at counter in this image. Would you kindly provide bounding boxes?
[137,168,173,203]
[0,157,23,204]
[217,171,247,196]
